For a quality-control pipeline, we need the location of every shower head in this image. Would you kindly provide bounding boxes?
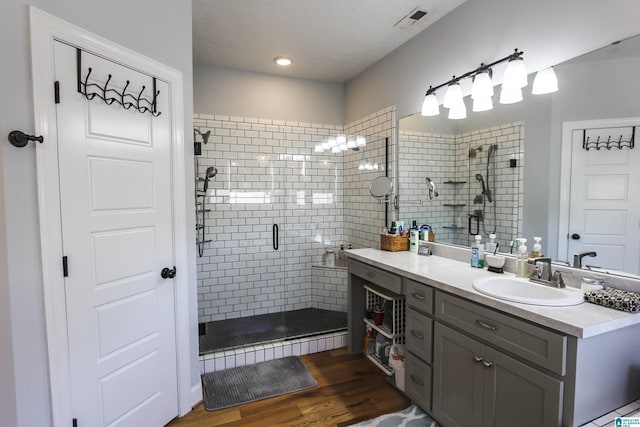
[203,166,217,192]
[469,145,483,158]
[205,166,217,178]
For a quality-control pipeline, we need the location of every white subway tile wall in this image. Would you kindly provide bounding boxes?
[194,107,395,323]
[399,122,523,250]
[199,332,349,374]
[311,265,348,312]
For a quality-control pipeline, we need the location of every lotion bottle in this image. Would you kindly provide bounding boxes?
[486,233,497,255]
[516,238,528,277]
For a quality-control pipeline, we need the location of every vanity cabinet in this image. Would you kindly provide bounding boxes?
[348,253,640,427]
[433,322,563,427]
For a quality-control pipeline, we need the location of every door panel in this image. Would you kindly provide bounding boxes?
[54,41,177,426]
[568,126,640,274]
[483,347,563,427]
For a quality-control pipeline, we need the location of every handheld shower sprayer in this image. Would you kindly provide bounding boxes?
[203,166,217,192]
[475,173,492,203]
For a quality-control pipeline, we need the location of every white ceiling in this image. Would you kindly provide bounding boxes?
[192,0,466,83]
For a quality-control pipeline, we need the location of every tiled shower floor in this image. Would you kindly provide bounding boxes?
[199,308,347,355]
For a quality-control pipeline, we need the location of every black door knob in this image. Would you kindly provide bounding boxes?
[161,266,176,279]
[570,233,581,240]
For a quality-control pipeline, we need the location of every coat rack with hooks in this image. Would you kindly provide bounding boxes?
[582,127,635,151]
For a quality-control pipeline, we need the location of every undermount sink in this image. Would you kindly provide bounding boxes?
[472,276,585,306]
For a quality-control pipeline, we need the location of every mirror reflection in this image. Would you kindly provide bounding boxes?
[398,34,640,276]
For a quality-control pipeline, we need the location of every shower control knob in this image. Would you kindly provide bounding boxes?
[161,266,176,279]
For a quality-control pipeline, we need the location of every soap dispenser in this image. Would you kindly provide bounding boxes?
[409,221,419,253]
[516,238,528,277]
[530,237,544,259]
[471,235,485,268]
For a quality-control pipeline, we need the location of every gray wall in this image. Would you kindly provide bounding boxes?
[0,1,195,425]
[194,64,344,125]
[349,0,639,260]
[344,0,639,122]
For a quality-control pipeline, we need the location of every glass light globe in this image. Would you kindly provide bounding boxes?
[472,95,493,112]
[448,100,467,119]
[499,84,523,104]
[443,82,463,108]
[471,71,494,100]
[532,67,558,94]
[502,58,528,89]
[421,93,440,116]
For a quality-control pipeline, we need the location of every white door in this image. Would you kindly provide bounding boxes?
[54,41,178,426]
[567,125,640,274]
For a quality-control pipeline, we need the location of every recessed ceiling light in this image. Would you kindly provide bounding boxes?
[273,56,293,66]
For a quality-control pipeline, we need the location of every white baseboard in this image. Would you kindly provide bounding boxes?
[190,381,203,408]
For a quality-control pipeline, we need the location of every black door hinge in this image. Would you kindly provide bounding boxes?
[62,256,68,277]
[54,81,60,104]
[72,418,77,427]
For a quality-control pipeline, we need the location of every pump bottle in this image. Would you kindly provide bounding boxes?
[486,233,498,255]
[516,238,528,277]
[530,237,544,259]
[471,235,485,268]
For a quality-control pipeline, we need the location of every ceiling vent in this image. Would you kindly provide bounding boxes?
[393,8,428,30]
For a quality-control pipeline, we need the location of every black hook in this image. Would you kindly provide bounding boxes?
[8,131,44,148]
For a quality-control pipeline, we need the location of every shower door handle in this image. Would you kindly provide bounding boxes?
[273,224,279,250]
[468,214,479,236]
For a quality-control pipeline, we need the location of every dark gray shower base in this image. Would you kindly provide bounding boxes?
[198,308,347,355]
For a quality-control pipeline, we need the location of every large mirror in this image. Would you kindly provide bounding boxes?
[398,34,640,277]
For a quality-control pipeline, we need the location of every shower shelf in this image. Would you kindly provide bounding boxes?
[443,225,464,230]
[196,239,212,244]
[442,203,466,207]
[197,209,211,213]
[443,180,466,185]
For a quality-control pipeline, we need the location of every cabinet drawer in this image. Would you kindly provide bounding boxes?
[406,353,432,411]
[406,308,433,363]
[405,279,434,314]
[349,260,402,294]
[435,291,567,376]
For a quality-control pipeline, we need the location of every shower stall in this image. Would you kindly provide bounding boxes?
[192,122,349,356]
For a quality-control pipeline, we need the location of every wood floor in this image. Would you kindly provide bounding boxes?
[167,348,410,426]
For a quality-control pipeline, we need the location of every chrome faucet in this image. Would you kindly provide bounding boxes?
[530,257,565,288]
[573,251,597,268]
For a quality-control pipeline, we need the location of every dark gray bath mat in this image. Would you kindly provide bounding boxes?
[201,356,317,411]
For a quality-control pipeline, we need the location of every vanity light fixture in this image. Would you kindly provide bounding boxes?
[420,49,555,119]
[532,67,559,94]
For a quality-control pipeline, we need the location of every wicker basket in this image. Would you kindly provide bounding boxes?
[380,234,409,251]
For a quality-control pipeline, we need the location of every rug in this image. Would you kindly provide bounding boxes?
[201,356,317,411]
[350,405,440,427]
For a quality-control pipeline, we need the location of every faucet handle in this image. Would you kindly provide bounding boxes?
[552,271,565,288]
[529,265,543,280]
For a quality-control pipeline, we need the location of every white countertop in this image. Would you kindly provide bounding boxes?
[347,248,640,339]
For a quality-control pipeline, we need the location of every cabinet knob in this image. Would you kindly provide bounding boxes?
[473,355,483,363]
[483,361,493,368]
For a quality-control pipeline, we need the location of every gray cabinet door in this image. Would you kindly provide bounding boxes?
[482,347,563,427]
[432,323,484,427]
[405,353,432,411]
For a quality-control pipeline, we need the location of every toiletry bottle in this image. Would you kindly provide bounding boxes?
[337,244,346,267]
[428,227,435,242]
[516,238,528,277]
[471,235,484,268]
[409,221,419,253]
[530,237,544,259]
[486,234,497,255]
